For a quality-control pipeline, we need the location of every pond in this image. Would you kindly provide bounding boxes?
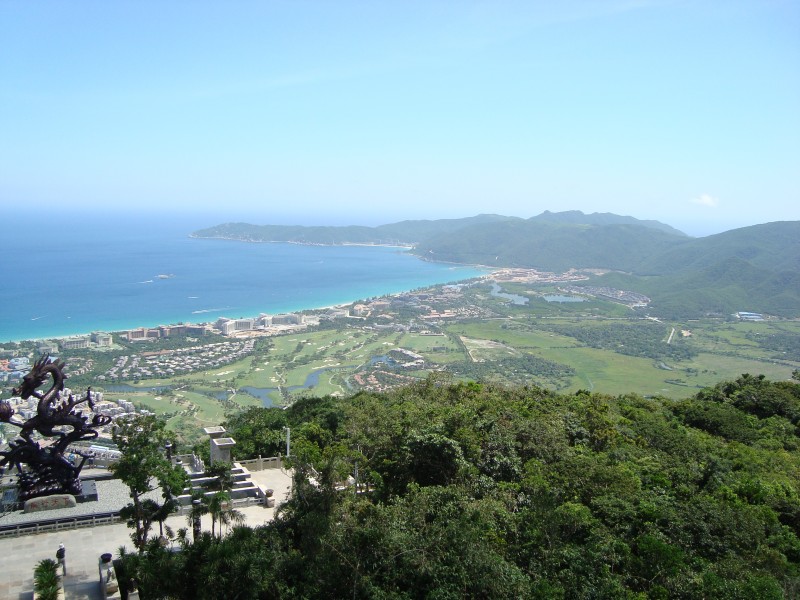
[490,283,529,305]
[368,354,398,367]
[237,368,338,407]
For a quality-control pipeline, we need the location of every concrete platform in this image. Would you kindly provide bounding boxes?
[0,467,292,600]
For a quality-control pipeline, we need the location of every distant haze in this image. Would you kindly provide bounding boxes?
[2,2,798,235]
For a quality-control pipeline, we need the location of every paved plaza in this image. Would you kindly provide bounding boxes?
[0,468,293,600]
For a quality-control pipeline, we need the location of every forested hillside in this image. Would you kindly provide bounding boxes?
[530,210,687,237]
[636,221,800,275]
[585,261,800,319]
[412,220,685,271]
[123,374,800,599]
[191,214,518,245]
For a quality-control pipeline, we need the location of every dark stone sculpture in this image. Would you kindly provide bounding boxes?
[0,355,112,501]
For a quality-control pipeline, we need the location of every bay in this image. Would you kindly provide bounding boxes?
[0,211,486,342]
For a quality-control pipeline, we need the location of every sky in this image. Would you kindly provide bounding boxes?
[1,1,798,236]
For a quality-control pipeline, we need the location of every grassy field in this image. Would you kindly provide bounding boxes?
[551,347,678,397]
[683,352,795,384]
[688,321,800,362]
[446,317,798,399]
[449,320,582,351]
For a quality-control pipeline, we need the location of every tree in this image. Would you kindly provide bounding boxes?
[153,495,177,541]
[223,406,287,458]
[205,461,234,494]
[206,492,226,538]
[111,414,189,551]
[207,491,245,537]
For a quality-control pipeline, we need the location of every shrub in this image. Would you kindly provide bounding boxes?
[33,558,60,600]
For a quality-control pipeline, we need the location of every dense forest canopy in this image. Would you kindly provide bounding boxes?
[123,373,800,599]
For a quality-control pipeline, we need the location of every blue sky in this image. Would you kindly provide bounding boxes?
[1,1,798,236]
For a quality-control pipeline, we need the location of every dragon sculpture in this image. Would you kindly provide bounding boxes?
[0,355,112,501]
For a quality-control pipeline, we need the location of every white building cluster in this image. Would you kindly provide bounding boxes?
[58,331,114,350]
[100,340,255,381]
[0,387,154,446]
[214,313,305,336]
[124,324,208,341]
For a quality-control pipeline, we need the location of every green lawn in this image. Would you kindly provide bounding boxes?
[445,318,799,399]
[683,321,800,369]
[448,320,582,350]
[682,352,796,385]
[397,333,460,354]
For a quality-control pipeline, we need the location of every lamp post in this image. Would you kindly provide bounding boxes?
[284,427,291,457]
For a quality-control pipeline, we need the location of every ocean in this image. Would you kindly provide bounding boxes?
[0,211,486,343]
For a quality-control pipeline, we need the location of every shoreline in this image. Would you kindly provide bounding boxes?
[2,235,492,346]
[1,275,493,346]
[191,235,500,271]
[0,299,348,345]
[189,233,415,250]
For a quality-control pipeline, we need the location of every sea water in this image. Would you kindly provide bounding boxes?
[0,211,486,342]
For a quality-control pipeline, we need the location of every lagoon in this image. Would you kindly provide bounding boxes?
[489,283,528,305]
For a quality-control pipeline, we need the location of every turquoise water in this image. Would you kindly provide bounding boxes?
[0,212,486,342]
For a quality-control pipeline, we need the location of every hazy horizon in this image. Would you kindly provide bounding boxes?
[2,1,798,237]
[3,204,788,240]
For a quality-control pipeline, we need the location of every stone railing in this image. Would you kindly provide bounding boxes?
[172,453,205,473]
[235,456,284,472]
[0,512,122,538]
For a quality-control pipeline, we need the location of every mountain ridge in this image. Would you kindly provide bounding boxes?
[530,209,687,237]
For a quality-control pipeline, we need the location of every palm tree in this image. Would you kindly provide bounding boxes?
[217,499,246,537]
[207,491,230,538]
[152,496,176,542]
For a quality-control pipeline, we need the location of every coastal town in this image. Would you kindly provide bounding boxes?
[0,268,635,386]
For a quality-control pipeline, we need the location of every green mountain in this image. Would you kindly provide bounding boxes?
[589,259,800,319]
[412,220,685,271]
[531,209,688,237]
[569,222,800,318]
[192,214,518,245]
[636,221,800,275]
